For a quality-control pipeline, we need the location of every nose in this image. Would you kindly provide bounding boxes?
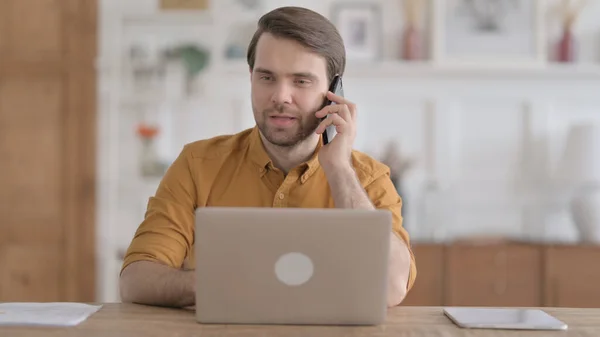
[270,81,293,106]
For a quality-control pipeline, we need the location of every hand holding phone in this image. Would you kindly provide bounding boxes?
[315,74,357,172]
[321,75,344,145]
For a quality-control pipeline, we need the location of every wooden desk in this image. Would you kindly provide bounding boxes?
[2,303,600,336]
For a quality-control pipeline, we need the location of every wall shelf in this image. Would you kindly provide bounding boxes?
[219,60,600,80]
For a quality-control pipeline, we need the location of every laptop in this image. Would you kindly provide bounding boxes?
[444,307,568,330]
[194,207,392,325]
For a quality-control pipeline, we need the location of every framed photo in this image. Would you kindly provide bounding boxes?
[159,0,209,10]
[431,0,546,67]
[331,3,382,62]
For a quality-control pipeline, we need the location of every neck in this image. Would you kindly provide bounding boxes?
[260,133,320,174]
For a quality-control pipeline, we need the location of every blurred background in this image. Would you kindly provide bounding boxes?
[2,0,600,308]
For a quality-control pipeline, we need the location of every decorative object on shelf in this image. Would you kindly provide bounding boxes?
[380,140,416,188]
[159,0,209,10]
[331,2,382,61]
[235,0,261,10]
[380,140,417,217]
[400,0,426,61]
[127,42,210,97]
[462,0,520,31]
[557,122,600,243]
[431,0,546,67]
[225,45,246,59]
[553,0,587,63]
[128,42,166,95]
[137,123,169,178]
[163,44,210,95]
[224,22,256,60]
[556,26,575,63]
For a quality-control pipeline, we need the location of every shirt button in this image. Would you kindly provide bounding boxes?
[279,193,285,200]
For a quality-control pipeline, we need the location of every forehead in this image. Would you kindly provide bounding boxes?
[254,32,327,78]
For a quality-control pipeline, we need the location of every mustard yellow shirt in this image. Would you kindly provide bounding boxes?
[122,126,417,291]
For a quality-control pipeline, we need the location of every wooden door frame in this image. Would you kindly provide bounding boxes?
[62,0,98,302]
[0,0,97,301]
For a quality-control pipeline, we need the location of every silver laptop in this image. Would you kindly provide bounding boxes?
[444,307,568,330]
[194,207,392,325]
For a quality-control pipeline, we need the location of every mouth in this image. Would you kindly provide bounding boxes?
[270,115,296,120]
[268,115,297,127]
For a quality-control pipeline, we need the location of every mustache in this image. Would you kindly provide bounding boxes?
[263,105,300,117]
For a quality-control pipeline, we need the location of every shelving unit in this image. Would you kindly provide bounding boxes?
[219,59,600,80]
[97,1,600,304]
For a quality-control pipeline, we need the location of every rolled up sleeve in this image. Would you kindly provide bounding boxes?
[365,167,417,292]
[121,145,197,273]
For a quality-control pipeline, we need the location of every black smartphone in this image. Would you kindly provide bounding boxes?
[321,75,344,145]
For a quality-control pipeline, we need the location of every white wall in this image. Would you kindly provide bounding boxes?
[96,0,600,302]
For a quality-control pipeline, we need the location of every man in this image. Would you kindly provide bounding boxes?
[120,6,416,308]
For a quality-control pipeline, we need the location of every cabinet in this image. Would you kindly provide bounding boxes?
[403,242,600,308]
[544,245,600,307]
[445,243,543,307]
[402,244,444,306]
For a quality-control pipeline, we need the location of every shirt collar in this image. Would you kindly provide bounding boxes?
[247,126,323,181]
[301,137,322,182]
[248,126,272,173]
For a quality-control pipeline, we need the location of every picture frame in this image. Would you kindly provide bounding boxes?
[159,0,209,11]
[430,0,546,68]
[331,3,382,62]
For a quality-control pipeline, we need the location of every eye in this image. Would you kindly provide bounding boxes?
[295,78,311,86]
[260,75,273,81]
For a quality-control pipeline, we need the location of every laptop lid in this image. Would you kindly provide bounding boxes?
[194,207,392,325]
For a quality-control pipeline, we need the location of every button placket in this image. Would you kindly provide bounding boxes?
[272,171,299,207]
[272,190,287,207]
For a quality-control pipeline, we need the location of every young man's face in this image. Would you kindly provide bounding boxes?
[250,32,329,147]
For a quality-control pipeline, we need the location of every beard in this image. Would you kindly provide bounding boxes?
[254,103,321,147]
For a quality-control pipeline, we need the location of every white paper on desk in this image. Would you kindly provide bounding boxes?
[0,302,102,327]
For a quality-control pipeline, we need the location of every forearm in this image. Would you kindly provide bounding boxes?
[387,233,411,307]
[119,261,195,308]
[325,164,374,210]
[325,164,411,307]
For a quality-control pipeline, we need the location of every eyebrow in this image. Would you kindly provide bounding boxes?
[253,67,318,81]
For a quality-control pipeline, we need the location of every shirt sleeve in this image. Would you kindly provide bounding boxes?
[364,167,417,292]
[121,145,197,274]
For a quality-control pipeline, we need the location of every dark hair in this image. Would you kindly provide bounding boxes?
[247,6,346,83]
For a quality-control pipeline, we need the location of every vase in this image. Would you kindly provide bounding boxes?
[557,26,576,63]
[140,138,165,178]
[401,24,420,61]
[570,186,600,243]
